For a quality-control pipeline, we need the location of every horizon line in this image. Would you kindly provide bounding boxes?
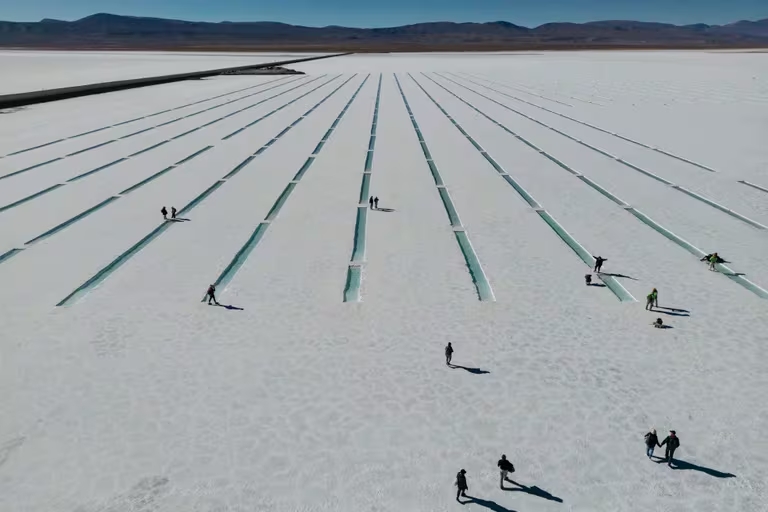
[3,12,767,30]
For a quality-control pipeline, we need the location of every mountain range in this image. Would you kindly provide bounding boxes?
[1,13,767,50]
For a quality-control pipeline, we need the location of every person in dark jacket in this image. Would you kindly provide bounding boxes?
[374,196,379,209]
[644,428,660,458]
[171,206,177,219]
[206,284,219,306]
[455,469,468,501]
[369,196,374,209]
[593,256,607,273]
[585,274,593,286]
[161,206,168,220]
[445,343,453,365]
[660,430,680,466]
[497,454,515,488]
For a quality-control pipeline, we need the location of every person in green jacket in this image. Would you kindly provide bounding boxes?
[646,288,658,310]
[709,252,719,271]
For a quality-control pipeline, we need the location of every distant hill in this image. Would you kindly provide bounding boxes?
[1,13,767,50]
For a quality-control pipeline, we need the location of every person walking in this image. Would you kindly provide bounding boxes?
[455,469,468,501]
[374,196,379,209]
[369,196,374,209]
[709,252,719,271]
[161,206,168,220]
[593,256,607,273]
[206,284,220,306]
[644,428,660,458]
[646,288,658,310]
[445,342,453,365]
[171,206,177,219]
[497,454,515,488]
[660,430,680,466]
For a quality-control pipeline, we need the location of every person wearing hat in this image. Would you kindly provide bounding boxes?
[497,454,515,488]
[455,469,468,501]
[660,430,680,466]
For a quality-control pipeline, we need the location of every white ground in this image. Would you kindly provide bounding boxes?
[1,51,767,512]
[0,51,325,94]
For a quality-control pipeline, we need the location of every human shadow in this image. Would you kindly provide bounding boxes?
[503,481,563,503]
[656,306,690,313]
[599,272,638,280]
[217,304,244,311]
[449,364,490,375]
[460,495,517,511]
[168,218,191,222]
[587,283,607,287]
[374,207,396,212]
[653,309,690,317]
[653,325,674,330]
[671,459,736,478]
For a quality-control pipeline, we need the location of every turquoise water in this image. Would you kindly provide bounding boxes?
[537,210,635,302]
[343,265,362,302]
[265,183,297,221]
[454,231,495,301]
[26,196,121,246]
[438,188,462,227]
[351,207,368,263]
[359,173,371,203]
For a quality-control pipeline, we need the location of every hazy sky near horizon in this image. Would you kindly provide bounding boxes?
[2,0,766,27]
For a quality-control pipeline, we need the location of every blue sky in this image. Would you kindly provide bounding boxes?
[2,0,766,27]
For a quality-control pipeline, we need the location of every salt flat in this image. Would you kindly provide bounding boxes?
[0,51,767,512]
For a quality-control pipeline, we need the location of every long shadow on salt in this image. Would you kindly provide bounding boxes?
[656,306,690,313]
[670,459,736,478]
[599,272,638,281]
[449,364,489,375]
[460,496,517,511]
[216,304,244,311]
[503,481,563,503]
[654,308,690,317]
